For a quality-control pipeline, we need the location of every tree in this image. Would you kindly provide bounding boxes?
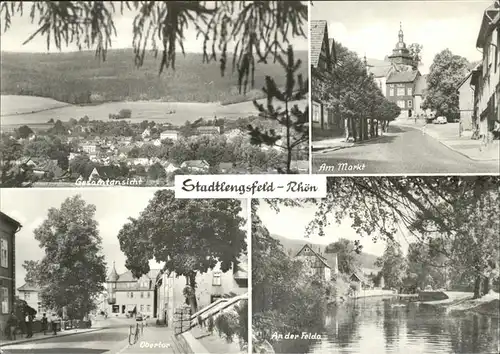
[0,1,307,94]
[422,49,470,118]
[148,162,166,180]
[317,41,400,142]
[23,260,42,285]
[17,125,34,139]
[69,155,94,177]
[252,200,328,344]
[408,43,423,66]
[250,46,308,174]
[325,238,362,275]
[31,195,107,319]
[375,242,407,290]
[0,138,34,187]
[117,190,246,313]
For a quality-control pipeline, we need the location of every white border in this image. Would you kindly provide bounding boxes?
[246,198,253,354]
[308,0,313,176]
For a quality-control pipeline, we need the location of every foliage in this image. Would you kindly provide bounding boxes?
[405,240,448,291]
[422,49,470,118]
[207,315,215,334]
[0,1,307,94]
[300,176,500,298]
[0,138,35,187]
[375,241,407,289]
[325,238,362,275]
[17,125,34,139]
[28,195,107,319]
[408,43,423,65]
[252,200,326,342]
[318,41,400,141]
[117,190,246,312]
[250,46,309,173]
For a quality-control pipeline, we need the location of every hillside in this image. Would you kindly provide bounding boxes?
[272,234,380,272]
[0,49,308,104]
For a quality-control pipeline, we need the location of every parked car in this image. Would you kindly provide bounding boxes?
[434,116,447,124]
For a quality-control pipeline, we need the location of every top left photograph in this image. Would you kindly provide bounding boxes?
[0,1,309,188]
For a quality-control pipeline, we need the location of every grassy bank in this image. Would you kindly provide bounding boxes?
[421,291,499,317]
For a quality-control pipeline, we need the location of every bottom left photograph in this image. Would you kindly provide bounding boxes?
[0,188,249,354]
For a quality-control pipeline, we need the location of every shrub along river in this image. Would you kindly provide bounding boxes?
[272,296,499,354]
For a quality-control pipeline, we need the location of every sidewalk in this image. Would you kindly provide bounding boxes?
[398,121,500,161]
[114,326,177,354]
[0,328,102,348]
[312,136,354,153]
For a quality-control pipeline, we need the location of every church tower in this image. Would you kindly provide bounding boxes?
[388,23,416,68]
[107,262,118,306]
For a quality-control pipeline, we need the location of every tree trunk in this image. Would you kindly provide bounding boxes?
[285,101,292,174]
[184,274,198,314]
[483,276,490,295]
[473,276,484,299]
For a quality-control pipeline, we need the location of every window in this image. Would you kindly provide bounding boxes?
[389,88,394,96]
[147,292,151,298]
[407,87,413,96]
[0,239,8,268]
[1,287,8,314]
[141,292,144,298]
[408,100,413,108]
[140,305,144,312]
[147,305,151,313]
[130,292,134,298]
[397,100,406,109]
[24,292,30,300]
[212,272,221,286]
[397,88,405,96]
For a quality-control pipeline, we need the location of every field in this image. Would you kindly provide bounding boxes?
[0,95,308,129]
[1,49,308,105]
[0,95,70,116]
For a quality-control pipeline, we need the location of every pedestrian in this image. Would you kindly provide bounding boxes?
[25,313,33,338]
[6,311,18,340]
[41,313,48,335]
[50,313,59,335]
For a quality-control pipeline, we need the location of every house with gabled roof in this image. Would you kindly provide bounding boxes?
[17,283,49,318]
[294,244,338,282]
[180,160,210,172]
[106,263,159,318]
[311,20,339,134]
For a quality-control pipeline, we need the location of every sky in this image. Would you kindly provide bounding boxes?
[0,3,308,53]
[0,189,248,289]
[257,200,409,257]
[312,0,491,74]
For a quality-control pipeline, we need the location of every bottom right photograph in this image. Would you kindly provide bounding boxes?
[252,176,500,354]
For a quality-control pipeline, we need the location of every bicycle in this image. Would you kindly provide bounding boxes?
[128,323,141,345]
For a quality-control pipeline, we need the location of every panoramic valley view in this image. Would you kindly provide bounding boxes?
[253,176,500,354]
[0,1,309,187]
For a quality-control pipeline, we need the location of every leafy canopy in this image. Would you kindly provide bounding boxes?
[117,190,246,280]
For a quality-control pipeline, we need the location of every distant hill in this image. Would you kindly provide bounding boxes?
[272,234,380,272]
[0,49,308,104]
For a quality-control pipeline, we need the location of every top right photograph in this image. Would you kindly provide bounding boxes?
[311,0,500,175]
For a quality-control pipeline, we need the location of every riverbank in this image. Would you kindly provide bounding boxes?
[421,291,499,317]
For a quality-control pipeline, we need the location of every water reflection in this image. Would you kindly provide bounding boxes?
[272,296,499,354]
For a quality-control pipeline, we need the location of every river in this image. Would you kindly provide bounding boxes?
[273,296,499,354]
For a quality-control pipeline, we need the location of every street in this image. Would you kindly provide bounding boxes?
[312,124,500,174]
[1,318,141,354]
